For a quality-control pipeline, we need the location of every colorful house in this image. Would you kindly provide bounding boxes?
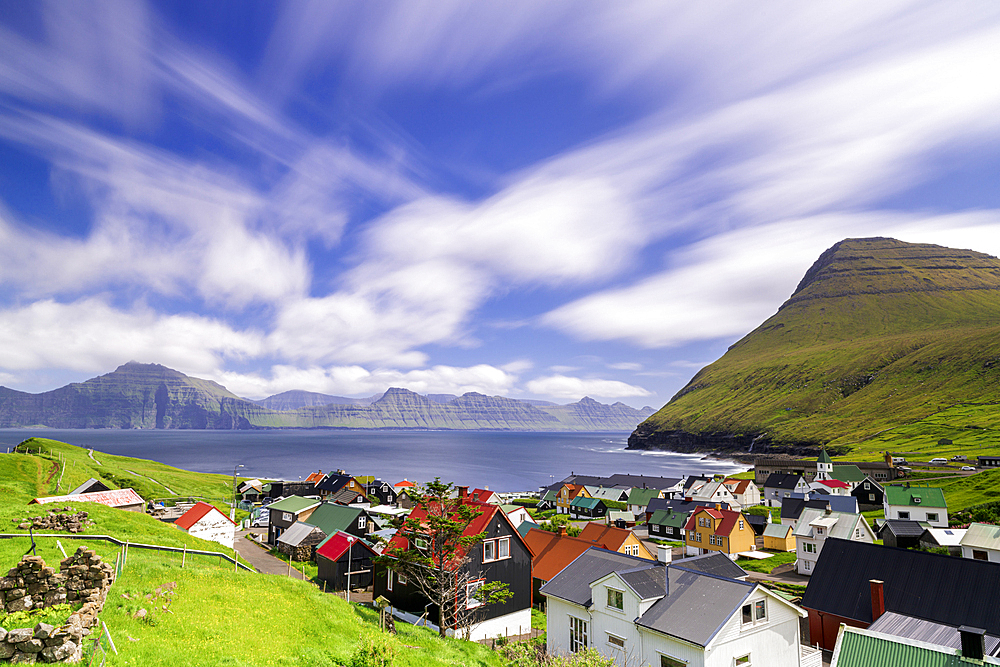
[762,522,796,552]
[883,484,948,527]
[174,501,236,549]
[579,523,653,559]
[684,506,756,560]
[316,531,378,592]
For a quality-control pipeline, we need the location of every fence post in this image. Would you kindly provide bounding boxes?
[182,544,187,569]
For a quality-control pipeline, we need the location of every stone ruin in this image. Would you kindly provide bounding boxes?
[13,509,94,534]
[0,547,115,663]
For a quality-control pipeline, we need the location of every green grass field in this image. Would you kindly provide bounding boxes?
[735,551,797,574]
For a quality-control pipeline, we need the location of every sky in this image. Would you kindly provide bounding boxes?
[1,1,1000,409]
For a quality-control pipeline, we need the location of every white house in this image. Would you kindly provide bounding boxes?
[960,523,1000,562]
[792,507,875,576]
[722,479,762,508]
[883,484,948,528]
[808,479,850,496]
[762,474,810,507]
[688,480,742,511]
[501,504,533,530]
[542,548,820,667]
[174,501,236,549]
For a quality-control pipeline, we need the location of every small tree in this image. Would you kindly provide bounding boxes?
[379,479,512,638]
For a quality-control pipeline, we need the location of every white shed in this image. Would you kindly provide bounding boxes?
[175,501,236,549]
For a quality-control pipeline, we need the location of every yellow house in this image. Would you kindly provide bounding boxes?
[556,484,591,515]
[578,523,655,560]
[684,505,755,560]
[762,522,797,551]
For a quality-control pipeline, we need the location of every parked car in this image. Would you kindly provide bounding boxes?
[962,466,977,471]
[929,457,948,464]
[251,513,269,527]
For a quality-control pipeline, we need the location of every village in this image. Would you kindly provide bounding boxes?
[23,450,1000,667]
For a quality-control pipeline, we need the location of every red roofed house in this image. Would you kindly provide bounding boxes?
[304,471,325,484]
[467,488,501,505]
[174,501,236,549]
[810,479,851,496]
[578,523,655,560]
[394,479,416,489]
[684,505,755,560]
[316,531,379,592]
[30,488,145,513]
[373,487,532,641]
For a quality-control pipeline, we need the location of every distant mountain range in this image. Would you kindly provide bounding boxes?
[0,363,654,431]
[629,237,1000,456]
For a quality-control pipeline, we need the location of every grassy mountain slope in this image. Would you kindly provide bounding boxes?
[630,238,1000,455]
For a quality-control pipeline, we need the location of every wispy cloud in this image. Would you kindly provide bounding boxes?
[525,375,651,401]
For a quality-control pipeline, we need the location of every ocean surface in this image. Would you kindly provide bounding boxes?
[0,429,747,492]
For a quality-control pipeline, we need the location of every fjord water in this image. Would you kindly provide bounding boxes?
[0,429,746,491]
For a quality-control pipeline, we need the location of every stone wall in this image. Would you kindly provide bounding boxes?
[0,548,115,663]
[13,509,94,534]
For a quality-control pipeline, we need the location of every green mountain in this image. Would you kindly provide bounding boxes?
[628,237,1000,456]
[0,362,654,431]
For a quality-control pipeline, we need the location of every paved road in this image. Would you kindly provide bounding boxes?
[234,528,309,580]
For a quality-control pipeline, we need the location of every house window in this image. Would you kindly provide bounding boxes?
[927,513,938,523]
[569,616,588,652]
[742,600,767,626]
[282,512,293,522]
[358,516,367,530]
[397,573,406,585]
[898,511,910,520]
[660,655,685,667]
[974,550,988,561]
[864,482,870,490]
[868,494,875,501]
[466,580,484,609]
[607,634,625,649]
[735,654,751,666]
[484,540,496,562]
[387,569,393,591]
[415,536,429,551]
[803,542,816,553]
[804,560,812,571]
[498,537,510,559]
[855,529,860,538]
[815,527,824,535]
[739,519,745,530]
[607,588,624,611]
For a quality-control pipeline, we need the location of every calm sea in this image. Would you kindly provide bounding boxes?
[0,429,747,492]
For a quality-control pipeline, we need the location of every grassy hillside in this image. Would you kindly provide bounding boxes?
[634,238,1000,455]
[0,443,503,667]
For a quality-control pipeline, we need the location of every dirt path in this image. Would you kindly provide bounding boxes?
[87,449,101,465]
[125,469,177,495]
[234,528,310,580]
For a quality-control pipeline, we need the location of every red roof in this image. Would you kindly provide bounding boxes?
[386,497,512,566]
[684,506,743,536]
[724,479,753,494]
[469,488,498,503]
[305,472,325,484]
[578,523,634,551]
[818,479,850,489]
[394,480,416,488]
[175,501,235,530]
[316,531,377,562]
[523,529,598,581]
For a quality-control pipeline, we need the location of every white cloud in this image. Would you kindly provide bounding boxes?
[608,362,643,371]
[0,298,264,374]
[525,375,651,401]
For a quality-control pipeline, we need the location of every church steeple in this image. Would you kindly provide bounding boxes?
[817,447,833,481]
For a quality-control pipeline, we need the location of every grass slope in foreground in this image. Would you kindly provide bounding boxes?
[635,238,1000,454]
[0,442,502,667]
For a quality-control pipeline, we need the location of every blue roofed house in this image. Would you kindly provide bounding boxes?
[541,547,819,667]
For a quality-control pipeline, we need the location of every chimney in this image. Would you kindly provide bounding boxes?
[664,564,670,597]
[657,545,672,564]
[825,504,832,515]
[869,580,885,621]
[458,486,468,499]
[959,626,986,661]
[715,503,722,511]
[559,525,567,537]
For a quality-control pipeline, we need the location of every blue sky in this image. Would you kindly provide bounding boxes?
[2,1,1000,409]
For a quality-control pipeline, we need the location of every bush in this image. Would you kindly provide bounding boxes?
[350,631,397,667]
[744,506,771,517]
[500,644,616,667]
[938,438,953,447]
[541,514,581,537]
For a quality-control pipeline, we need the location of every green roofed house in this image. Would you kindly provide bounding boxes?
[267,496,321,545]
[830,624,1000,666]
[883,484,948,527]
[305,501,374,541]
[627,487,662,515]
[569,495,607,519]
[831,465,866,489]
[537,489,558,511]
[647,508,688,540]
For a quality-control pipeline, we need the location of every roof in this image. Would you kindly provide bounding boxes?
[763,473,805,490]
[305,502,364,535]
[578,523,636,551]
[832,464,866,483]
[878,520,927,539]
[869,612,1000,657]
[468,488,498,503]
[675,552,748,579]
[386,498,506,556]
[545,474,681,494]
[316,531,378,562]
[68,478,110,496]
[801,538,1000,633]
[649,509,688,528]
[570,496,603,510]
[763,523,792,539]
[315,473,355,494]
[884,485,947,508]
[329,486,367,505]
[816,479,851,489]
[647,498,715,515]
[175,501,234,530]
[723,478,754,495]
[305,472,325,484]
[540,489,558,503]
[607,510,633,523]
[781,496,858,521]
[745,513,768,535]
[30,488,144,508]
[683,506,744,537]
[277,521,325,547]
[818,448,833,464]
[523,528,598,580]
[961,523,1000,550]
[793,509,866,539]
[517,521,540,538]
[921,527,966,547]
[585,486,628,502]
[831,625,1000,667]
[394,479,416,488]
[539,546,649,606]
[634,565,758,646]
[267,496,321,514]
[627,487,661,506]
